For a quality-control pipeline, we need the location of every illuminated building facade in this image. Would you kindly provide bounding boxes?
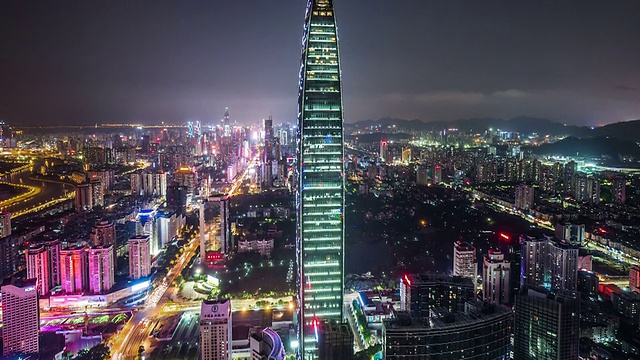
[25,244,50,296]
[129,235,151,280]
[297,0,345,356]
[88,245,115,294]
[1,278,40,357]
[60,246,88,294]
[453,241,477,290]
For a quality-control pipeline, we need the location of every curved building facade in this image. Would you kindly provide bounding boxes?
[296,0,345,357]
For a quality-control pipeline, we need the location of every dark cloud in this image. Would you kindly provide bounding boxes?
[1,0,639,126]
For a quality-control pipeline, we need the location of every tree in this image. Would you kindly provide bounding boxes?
[73,344,111,360]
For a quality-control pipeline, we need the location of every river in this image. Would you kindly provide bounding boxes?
[1,168,74,215]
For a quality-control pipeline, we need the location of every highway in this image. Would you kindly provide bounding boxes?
[111,155,258,359]
[111,234,200,359]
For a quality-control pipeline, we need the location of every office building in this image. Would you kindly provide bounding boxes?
[514,287,580,360]
[88,245,114,294]
[515,184,534,211]
[297,0,345,356]
[316,320,354,360]
[1,278,40,357]
[555,222,585,247]
[482,249,510,305]
[60,246,88,294]
[0,210,11,237]
[548,241,579,292]
[250,327,286,360]
[520,235,549,287]
[630,265,640,293]
[384,301,512,359]
[400,274,475,317]
[200,299,232,360]
[25,244,50,296]
[453,241,477,289]
[129,235,151,280]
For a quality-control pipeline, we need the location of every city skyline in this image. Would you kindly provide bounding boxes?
[1,1,640,126]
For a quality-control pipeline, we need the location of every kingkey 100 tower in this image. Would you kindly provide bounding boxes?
[296,0,345,357]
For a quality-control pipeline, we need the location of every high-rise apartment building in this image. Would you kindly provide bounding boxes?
[297,0,345,357]
[88,245,114,294]
[453,241,477,289]
[514,183,534,210]
[1,278,40,357]
[75,183,93,211]
[60,246,88,294]
[25,244,50,296]
[200,299,232,360]
[45,239,62,288]
[613,174,626,204]
[630,265,640,293]
[520,235,549,287]
[548,241,579,292]
[514,287,580,360]
[129,235,151,280]
[555,222,585,247]
[0,210,11,237]
[482,249,510,305]
[91,220,117,269]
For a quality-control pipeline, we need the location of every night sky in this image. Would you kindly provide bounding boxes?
[1,1,639,126]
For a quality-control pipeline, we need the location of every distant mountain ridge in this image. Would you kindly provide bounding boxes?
[347,117,640,142]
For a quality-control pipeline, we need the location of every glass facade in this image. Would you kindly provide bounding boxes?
[296,0,345,357]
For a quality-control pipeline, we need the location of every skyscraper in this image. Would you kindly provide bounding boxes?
[200,299,232,360]
[1,278,40,357]
[297,0,345,357]
[453,241,478,289]
[482,249,510,305]
[514,287,580,360]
